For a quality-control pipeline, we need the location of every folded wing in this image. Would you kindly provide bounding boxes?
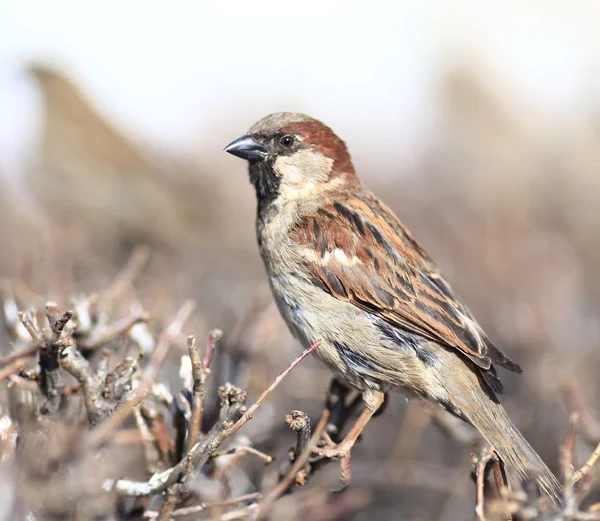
[293,191,521,394]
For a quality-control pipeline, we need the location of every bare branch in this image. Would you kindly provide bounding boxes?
[473,446,495,521]
[90,301,196,443]
[574,439,600,484]
[78,312,148,351]
[186,335,204,450]
[145,493,262,519]
[59,342,114,426]
[203,328,222,371]
[39,309,73,416]
[0,342,42,368]
[0,356,35,381]
[135,407,162,474]
[106,341,321,499]
[211,445,274,465]
[256,408,330,520]
[562,413,579,516]
[284,410,311,485]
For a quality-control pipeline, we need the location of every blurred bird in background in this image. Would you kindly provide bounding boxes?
[25,63,216,253]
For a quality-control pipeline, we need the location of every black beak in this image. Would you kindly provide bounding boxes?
[224,134,268,162]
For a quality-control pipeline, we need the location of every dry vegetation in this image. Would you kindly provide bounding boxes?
[0,64,600,520]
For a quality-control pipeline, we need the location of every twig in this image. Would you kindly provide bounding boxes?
[473,446,495,521]
[2,290,31,343]
[203,328,222,371]
[141,403,172,463]
[256,407,330,520]
[491,457,512,521]
[565,412,579,455]
[158,492,178,521]
[90,301,196,443]
[18,311,39,340]
[0,342,42,368]
[219,504,259,521]
[222,340,321,442]
[144,492,262,519]
[187,336,202,445]
[186,334,207,450]
[106,340,321,497]
[61,336,139,427]
[89,377,149,444]
[104,353,141,401]
[135,408,162,474]
[59,341,114,426]
[220,340,320,439]
[562,412,579,516]
[49,305,72,339]
[0,356,34,381]
[39,308,73,415]
[288,410,311,462]
[284,410,311,485]
[106,384,247,496]
[183,330,222,452]
[211,445,274,465]
[78,313,148,351]
[574,440,600,484]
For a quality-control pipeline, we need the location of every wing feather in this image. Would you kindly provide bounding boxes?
[294,192,521,392]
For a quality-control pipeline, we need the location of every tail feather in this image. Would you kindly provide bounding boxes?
[463,392,563,507]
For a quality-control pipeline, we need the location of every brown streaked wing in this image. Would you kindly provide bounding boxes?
[293,192,518,377]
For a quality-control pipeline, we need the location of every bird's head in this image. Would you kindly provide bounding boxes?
[225,113,358,212]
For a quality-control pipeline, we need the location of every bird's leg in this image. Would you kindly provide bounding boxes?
[312,390,385,485]
[324,378,362,441]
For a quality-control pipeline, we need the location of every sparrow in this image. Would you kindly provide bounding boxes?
[224,113,562,505]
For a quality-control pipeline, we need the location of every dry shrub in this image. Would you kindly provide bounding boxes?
[0,62,599,520]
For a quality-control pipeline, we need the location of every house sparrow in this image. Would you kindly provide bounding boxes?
[224,113,562,505]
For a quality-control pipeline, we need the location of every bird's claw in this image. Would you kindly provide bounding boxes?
[310,434,354,486]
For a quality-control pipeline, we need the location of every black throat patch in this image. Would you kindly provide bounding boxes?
[249,160,281,216]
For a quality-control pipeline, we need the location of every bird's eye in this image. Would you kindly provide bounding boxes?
[280,135,295,148]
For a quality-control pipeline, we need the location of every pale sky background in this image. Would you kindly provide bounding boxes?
[1,0,600,183]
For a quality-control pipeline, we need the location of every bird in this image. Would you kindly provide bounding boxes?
[224,112,562,505]
[26,63,214,252]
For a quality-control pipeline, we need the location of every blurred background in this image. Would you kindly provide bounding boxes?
[1,1,600,519]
